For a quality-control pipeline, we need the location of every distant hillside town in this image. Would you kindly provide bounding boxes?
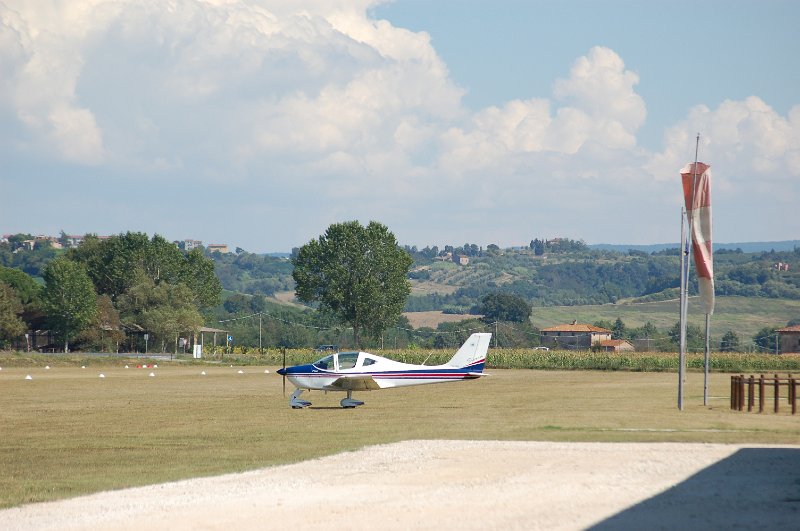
[1,233,230,254]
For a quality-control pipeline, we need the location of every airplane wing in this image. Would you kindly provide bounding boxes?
[325,375,382,391]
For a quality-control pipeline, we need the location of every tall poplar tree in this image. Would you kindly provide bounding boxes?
[292,221,412,348]
[42,258,97,352]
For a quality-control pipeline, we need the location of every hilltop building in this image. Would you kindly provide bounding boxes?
[175,239,203,251]
[206,243,229,254]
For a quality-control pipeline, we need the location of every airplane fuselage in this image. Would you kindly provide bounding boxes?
[282,351,485,391]
[276,333,492,408]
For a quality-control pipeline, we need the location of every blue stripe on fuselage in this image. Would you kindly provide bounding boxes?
[278,360,485,379]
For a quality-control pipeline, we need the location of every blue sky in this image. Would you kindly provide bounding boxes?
[374,0,799,150]
[1,1,798,253]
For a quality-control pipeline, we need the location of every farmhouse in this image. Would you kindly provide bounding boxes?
[597,339,635,352]
[540,321,612,350]
[776,325,800,353]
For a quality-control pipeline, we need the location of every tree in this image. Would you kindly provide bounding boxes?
[117,274,203,353]
[180,248,222,308]
[612,317,627,339]
[719,330,741,352]
[0,282,26,347]
[753,326,778,353]
[292,221,412,347]
[42,258,97,352]
[478,293,532,323]
[630,321,658,339]
[68,232,220,308]
[667,321,705,352]
[0,266,41,307]
[76,295,125,352]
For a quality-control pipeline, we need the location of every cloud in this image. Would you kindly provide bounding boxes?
[649,97,800,184]
[1,1,797,249]
[436,46,646,179]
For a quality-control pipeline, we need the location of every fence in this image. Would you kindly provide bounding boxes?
[730,374,798,414]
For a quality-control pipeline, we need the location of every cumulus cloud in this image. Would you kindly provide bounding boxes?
[436,46,646,178]
[649,97,800,183]
[0,1,797,248]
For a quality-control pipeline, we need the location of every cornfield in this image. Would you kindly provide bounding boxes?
[3,347,799,373]
[199,347,800,374]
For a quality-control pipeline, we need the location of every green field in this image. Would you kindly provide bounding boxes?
[531,296,800,345]
[2,363,799,509]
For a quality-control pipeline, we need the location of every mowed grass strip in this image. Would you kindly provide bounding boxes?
[1,365,799,508]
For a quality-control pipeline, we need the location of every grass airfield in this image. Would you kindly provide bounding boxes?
[1,363,799,508]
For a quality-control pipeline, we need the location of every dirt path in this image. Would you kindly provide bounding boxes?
[1,441,798,530]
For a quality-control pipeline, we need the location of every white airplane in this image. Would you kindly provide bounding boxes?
[276,332,492,408]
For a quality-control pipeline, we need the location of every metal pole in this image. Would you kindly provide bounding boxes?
[679,208,687,410]
[704,313,710,406]
[679,134,701,410]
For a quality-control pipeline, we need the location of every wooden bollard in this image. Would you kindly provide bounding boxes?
[759,374,765,413]
[738,375,745,411]
[731,376,738,410]
[791,378,797,415]
[747,375,755,412]
[774,374,780,413]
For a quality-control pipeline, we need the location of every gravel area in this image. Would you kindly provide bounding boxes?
[1,441,798,530]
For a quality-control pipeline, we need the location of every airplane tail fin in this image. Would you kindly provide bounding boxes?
[447,333,492,372]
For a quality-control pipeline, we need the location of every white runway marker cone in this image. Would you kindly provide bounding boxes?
[45,365,50,370]
[125,365,129,369]
[237,370,244,374]
[25,374,32,380]
[153,364,158,368]
[200,371,206,375]
[149,372,155,377]
[99,373,105,378]
[81,365,86,369]
[264,369,270,374]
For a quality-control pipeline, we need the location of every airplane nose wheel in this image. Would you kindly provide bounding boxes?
[289,389,312,409]
[340,390,364,408]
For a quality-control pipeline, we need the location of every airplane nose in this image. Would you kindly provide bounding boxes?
[276,367,286,376]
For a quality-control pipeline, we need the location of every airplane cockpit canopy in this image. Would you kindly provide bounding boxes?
[313,354,334,370]
[337,352,359,370]
[312,352,363,371]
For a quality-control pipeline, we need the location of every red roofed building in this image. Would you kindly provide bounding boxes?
[776,325,800,354]
[540,321,612,350]
[598,339,635,352]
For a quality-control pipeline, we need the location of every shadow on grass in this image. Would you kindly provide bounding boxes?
[591,448,800,529]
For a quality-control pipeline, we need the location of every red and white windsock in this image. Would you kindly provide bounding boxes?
[680,162,715,315]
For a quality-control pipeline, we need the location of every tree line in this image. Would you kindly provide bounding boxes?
[0,232,221,353]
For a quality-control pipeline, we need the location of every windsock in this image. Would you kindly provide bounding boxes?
[680,162,714,315]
